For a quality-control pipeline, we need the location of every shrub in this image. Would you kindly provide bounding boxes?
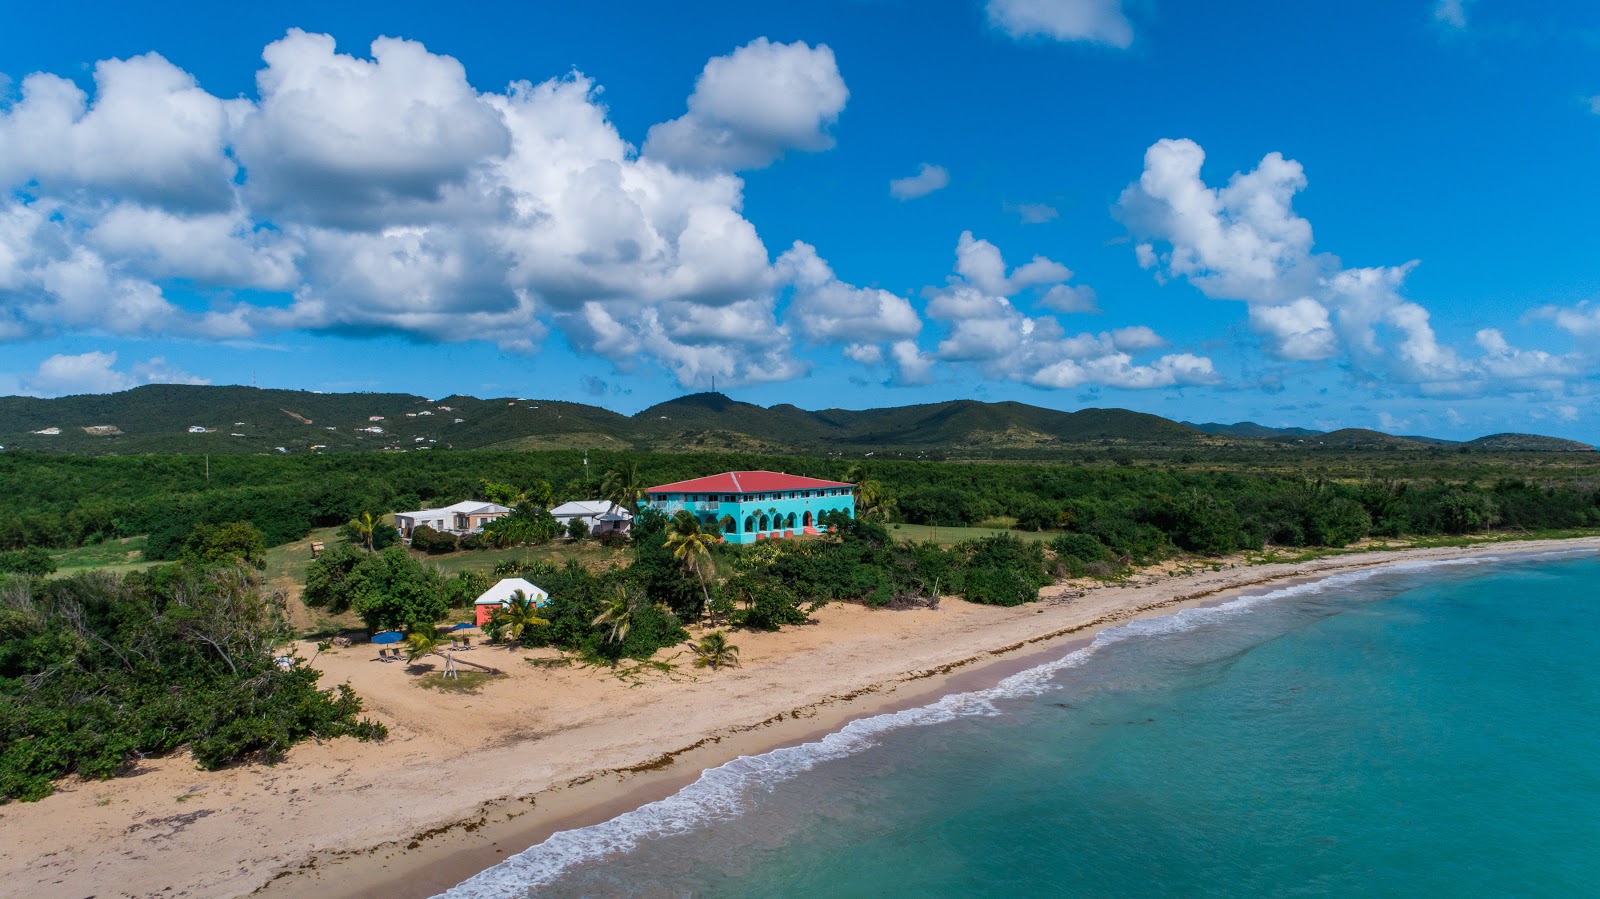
[0,547,55,578]
[726,575,811,631]
[959,535,1050,606]
[1049,532,1111,577]
[0,566,386,802]
[566,518,590,540]
[303,545,449,633]
[409,525,458,554]
[444,570,491,608]
[180,521,268,570]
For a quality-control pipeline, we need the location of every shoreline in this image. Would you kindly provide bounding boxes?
[4,537,1595,899]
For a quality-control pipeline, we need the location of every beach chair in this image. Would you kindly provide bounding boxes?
[459,635,472,650]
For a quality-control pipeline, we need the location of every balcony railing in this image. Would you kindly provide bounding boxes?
[649,500,721,514]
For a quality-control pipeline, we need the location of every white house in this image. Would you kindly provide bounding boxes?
[395,500,513,538]
[550,500,633,536]
[473,577,549,625]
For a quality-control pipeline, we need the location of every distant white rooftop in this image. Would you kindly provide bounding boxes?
[550,500,632,520]
[396,500,512,519]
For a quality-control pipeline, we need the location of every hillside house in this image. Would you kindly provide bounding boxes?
[550,500,633,536]
[395,500,512,538]
[643,471,854,544]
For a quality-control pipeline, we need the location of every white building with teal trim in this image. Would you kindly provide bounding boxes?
[643,470,855,544]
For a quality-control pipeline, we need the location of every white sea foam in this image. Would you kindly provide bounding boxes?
[430,554,1524,898]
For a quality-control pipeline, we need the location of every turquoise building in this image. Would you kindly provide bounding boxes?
[643,470,855,544]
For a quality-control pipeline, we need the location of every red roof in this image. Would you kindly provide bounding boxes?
[646,470,853,494]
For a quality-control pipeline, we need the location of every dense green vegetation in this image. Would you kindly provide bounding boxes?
[9,443,1600,563]
[0,563,386,803]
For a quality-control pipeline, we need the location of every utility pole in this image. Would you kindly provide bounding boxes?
[205,454,209,483]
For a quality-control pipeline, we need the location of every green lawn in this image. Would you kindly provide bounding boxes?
[887,523,1057,545]
[264,525,346,586]
[49,536,155,578]
[409,539,632,575]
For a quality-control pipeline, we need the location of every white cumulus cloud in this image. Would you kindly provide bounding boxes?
[21,350,208,396]
[0,32,872,388]
[0,53,244,212]
[1248,298,1337,361]
[915,232,1216,390]
[775,241,922,343]
[1116,136,1567,393]
[643,38,848,172]
[889,163,950,200]
[986,0,1134,48]
[235,30,512,229]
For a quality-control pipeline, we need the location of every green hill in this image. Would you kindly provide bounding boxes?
[0,386,1590,458]
[1464,433,1596,452]
[1184,421,1323,439]
[1297,429,1435,450]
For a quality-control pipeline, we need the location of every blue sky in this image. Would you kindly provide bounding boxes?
[2,0,1599,438]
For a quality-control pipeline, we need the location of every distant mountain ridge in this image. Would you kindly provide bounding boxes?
[1183,421,1324,439]
[0,385,1590,457]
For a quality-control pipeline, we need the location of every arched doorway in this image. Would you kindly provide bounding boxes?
[744,516,755,533]
[803,511,813,528]
[720,515,737,534]
[759,514,770,532]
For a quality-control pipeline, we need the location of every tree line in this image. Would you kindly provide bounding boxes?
[5,450,1600,560]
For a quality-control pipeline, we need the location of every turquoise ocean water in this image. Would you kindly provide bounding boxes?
[440,552,1600,897]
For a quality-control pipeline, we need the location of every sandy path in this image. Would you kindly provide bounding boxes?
[3,537,1594,898]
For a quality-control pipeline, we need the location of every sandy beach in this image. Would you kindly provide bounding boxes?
[4,537,1595,899]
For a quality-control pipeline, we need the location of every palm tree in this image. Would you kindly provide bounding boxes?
[404,627,458,679]
[592,585,642,644]
[666,512,717,620]
[687,631,740,671]
[492,590,547,649]
[843,462,869,487]
[843,464,895,521]
[349,511,378,553]
[600,460,645,513]
[857,481,898,522]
